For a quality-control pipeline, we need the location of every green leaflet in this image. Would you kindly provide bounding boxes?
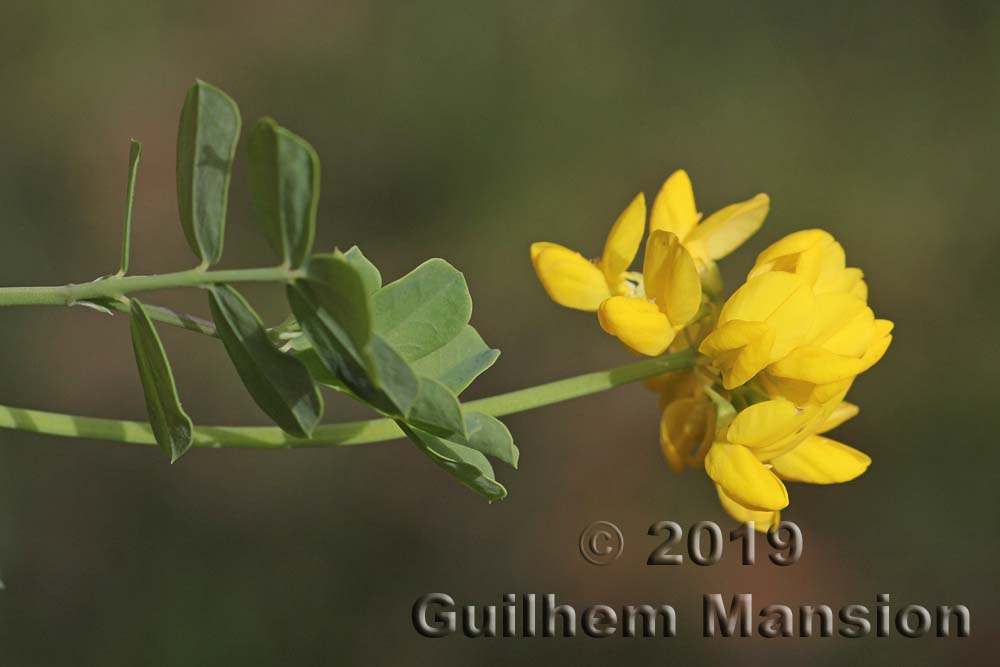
[410,325,499,394]
[302,253,372,356]
[464,411,518,469]
[372,258,472,361]
[287,284,364,387]
[128,299,193,462]
[247,118,319,267]
[209,285,323,438]
[408,376,466,442]
[176,80,241,265]
[295,327,465,442]
[367,334,419,416]
[399,422,507,501]
[343,246,381,296]
[118,139,142,275]
[287,281,375,399]
[293,347,344,390]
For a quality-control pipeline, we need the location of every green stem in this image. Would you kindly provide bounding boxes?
[0,266,296,307]
[0,349,696,449]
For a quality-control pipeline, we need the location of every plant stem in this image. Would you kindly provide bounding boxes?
[0,266,296,307]
[0,349,697,449]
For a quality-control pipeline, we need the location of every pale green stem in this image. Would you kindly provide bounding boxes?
[0,265,296,307]
[0,349,697,449]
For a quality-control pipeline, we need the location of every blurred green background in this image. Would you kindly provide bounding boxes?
[0,1,996,664]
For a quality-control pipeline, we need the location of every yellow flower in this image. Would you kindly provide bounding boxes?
[530,194,646,311]
[701,230,893,397]
[650,169,770,272]
[698,272,816,389]
[740,230,893,403]
[530,179,891,532]
[597,230,702,355]
[707,399,871,531]
[704,399,814,513]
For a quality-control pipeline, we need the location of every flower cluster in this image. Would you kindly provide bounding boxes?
[531,170,892,530]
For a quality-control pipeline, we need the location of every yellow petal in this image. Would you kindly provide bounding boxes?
[767,346,867,384]
[715,485,780,532]
[817,240,846,277]
[750,228,832,270]
[598,296,675,355]
[756,372,814,405]
[686,193,769,261]
[762,285,817,359]
[700,319,771,353]
[748,228,832,286]
[727,399,810,450]
[705,443,789,511]
[792,244,825,285]
[660,397,715,473]
[719,272,815,360]
[719,272,803,326]
[817,402,859,433]
[659,398,697,473]
[850,275,869,301]
[770,435,871,484]
[700,258,725,297]
[531,243,611,311]
[833,266,867,299]
[530,241,561,263]
[642,230,702,326]
[823,306,876,358]
[813,242,860,296]
[757,372,851,407]
[699,319,775,389]
[858,319,893,371]
[808,293,873,356]
[811,377,855,405]
[650,169,699,239]
[600,193,646,283]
